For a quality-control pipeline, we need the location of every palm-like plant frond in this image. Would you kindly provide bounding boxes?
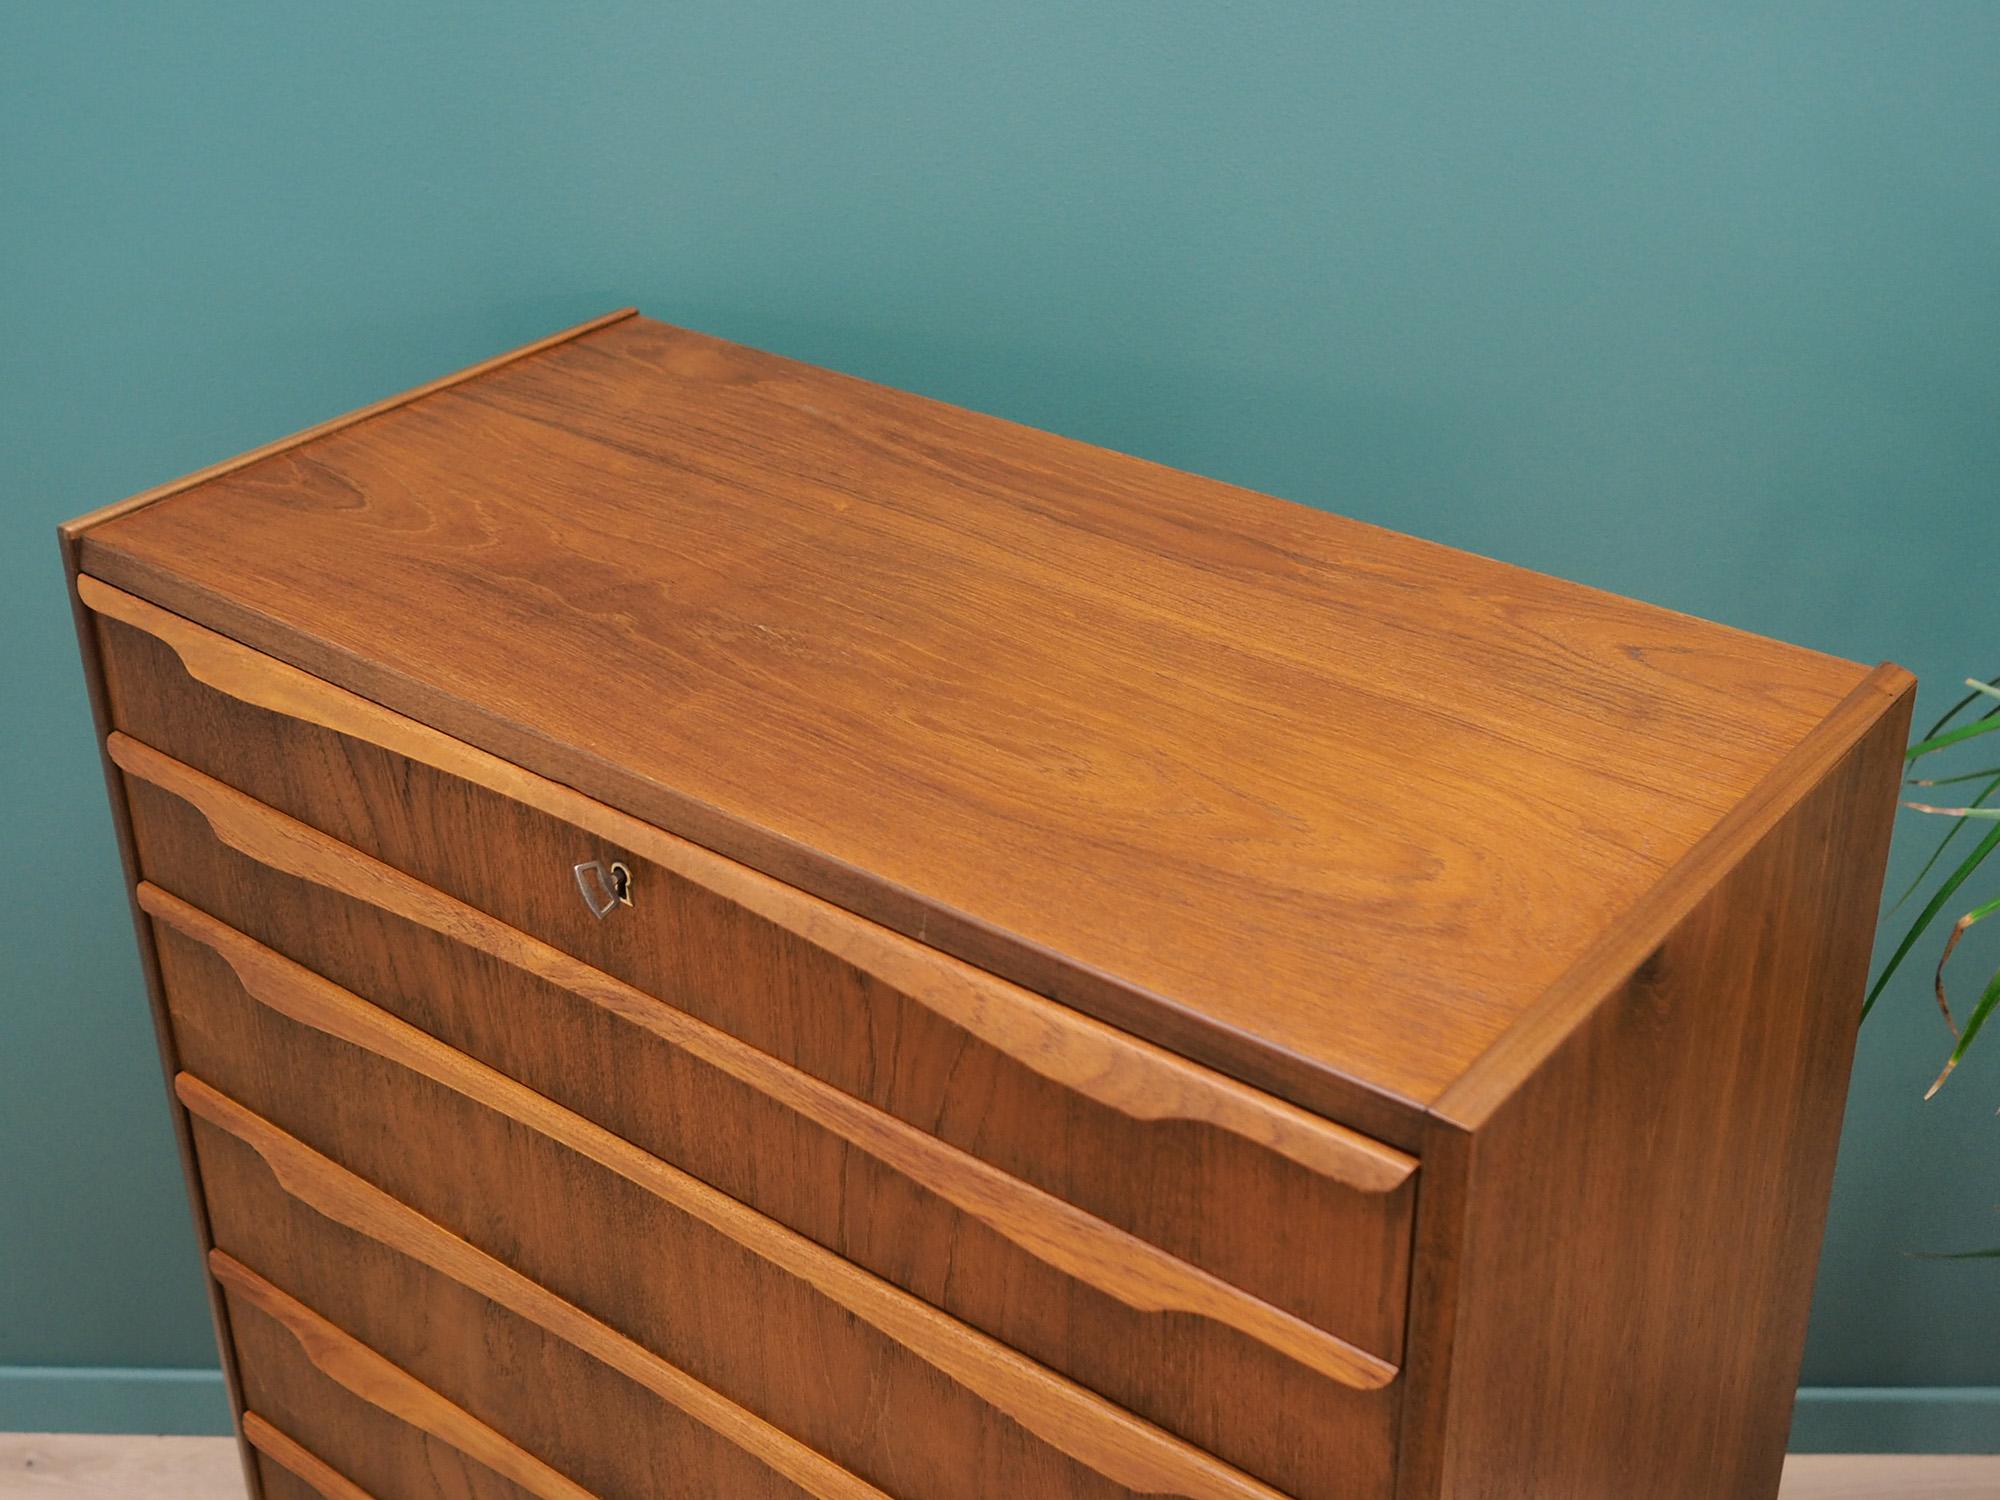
[1864,677,2000,1264]
[1873,678,2000,1129]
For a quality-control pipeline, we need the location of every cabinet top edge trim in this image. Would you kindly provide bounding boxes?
[56,307,637,545]
[1434,659,1916,1129]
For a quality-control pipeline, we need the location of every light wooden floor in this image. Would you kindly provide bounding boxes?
[0,1438,1994,1498]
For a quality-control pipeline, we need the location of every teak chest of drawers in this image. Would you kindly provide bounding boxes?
[62,309,1911,1500]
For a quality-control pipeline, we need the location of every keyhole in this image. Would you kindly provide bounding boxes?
[609,861,632,904]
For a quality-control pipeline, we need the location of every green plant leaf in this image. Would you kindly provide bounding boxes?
[1931,892,2000,1035]
[1891,772,2000,913]
[1865,821,2000,1020]
[1919,674,2000,742]
[1966,679,2000,705]
[1907,717,2000,762]
[1904,802,2000,821]
[1925,965,2000,1098]
[1909,766,2000,789]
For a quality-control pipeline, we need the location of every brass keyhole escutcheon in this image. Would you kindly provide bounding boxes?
[573,859,634,919]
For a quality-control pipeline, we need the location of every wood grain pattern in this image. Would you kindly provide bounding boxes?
[76,314,1877,1114]
[1437,663,1918,1125]
[1408,676,1914,1499]
[243,1420,375,1500]
[254,1460,346,1500]
[82,575,1406,1184]
[179,1078,1292,1500]
[85,595,1416,1341]
[216,1258,589,1500]
[140,866,1396,1389]
[159,932,1339,1498]
[185,1097,890,1500]
[62,311,1921,1498]
[55,310,635,542]
[54,520,260,1500]
[143,876,1394,1498]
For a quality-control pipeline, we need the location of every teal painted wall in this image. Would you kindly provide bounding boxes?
[3,2,1996,1446]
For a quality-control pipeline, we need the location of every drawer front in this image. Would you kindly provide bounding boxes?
[248,1422,368,1500]
[155,904,1379,1500]
[178,1068,1302,1500]
[255,1455,342,1500]
[89,576,1416,1364]
[219,1257,587,1500]
[129,744,1397,1499]
[186,1090,890,1500]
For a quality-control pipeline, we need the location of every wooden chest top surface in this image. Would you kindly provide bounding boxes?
[78,310,1888,1114]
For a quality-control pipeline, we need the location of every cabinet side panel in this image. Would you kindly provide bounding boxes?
[1433,683,1911,1499]
[55,532,260,1498]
